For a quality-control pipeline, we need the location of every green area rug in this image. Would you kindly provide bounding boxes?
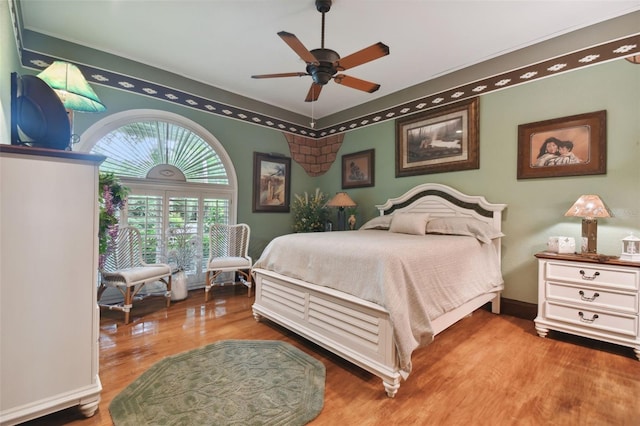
[109,340,325,425]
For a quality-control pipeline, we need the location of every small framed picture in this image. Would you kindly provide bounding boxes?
[517,110,606,179]
[395,98,479,177]
[252,152,291,213]
[342,149,375,189]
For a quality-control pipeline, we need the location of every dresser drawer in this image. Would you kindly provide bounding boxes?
[546,261,639,290]
[546,282,639,314]
[545,301,638,337]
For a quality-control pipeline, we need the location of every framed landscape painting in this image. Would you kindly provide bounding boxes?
[517,110,606,179]
[252,152,291,212]
[395,98,479,177]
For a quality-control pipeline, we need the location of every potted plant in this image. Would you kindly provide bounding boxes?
[166,224,199,301]
[292,188,329,233]
[97,173,129,300]
[98,172,129,270]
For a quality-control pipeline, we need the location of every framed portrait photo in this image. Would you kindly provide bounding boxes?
[517,110,606,179]
[252,152,291,213]
[395,97,479,177]
[342,149,375,189]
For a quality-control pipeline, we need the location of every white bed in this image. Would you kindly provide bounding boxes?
[251,183,507,397]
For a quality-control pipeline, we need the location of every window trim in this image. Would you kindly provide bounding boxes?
[78,109,238,220]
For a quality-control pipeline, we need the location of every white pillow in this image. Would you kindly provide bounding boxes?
[388,212,430,235]
[426,217,504,244]
[359,215,392,230]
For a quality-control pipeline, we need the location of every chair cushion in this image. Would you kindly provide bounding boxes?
[208,256,251,269]
[102,264,172,287]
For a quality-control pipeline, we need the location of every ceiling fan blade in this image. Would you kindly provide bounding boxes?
[278,31,319,65]
[251,72,309,79]
[333,74,381,93]
[336,42,390,71]
[305,83,323,102]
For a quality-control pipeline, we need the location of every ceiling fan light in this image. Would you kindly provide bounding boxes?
[306,61,336,85]
[311,70,333,85]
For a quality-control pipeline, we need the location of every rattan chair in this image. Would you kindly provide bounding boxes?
[205,223,252,301]
[99,226,172,324]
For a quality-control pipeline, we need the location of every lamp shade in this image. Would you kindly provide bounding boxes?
[326,192,356,208]
[37,61,106,112]
[564,195,612,219]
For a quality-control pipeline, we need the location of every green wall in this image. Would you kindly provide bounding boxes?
[318,60,640,303]
[3,0,639,305]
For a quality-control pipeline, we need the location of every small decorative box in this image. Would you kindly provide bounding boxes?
[548,236,575,254]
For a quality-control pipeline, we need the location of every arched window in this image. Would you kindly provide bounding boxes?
[80,110,238,292]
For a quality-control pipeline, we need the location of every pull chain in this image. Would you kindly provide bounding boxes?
[321,12,325,49]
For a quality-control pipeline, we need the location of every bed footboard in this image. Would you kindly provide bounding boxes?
[252,268,402,397]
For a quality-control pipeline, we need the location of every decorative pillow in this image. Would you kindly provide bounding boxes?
[388,212,430,235]
[426,217,504,244]
[359,215,392,230]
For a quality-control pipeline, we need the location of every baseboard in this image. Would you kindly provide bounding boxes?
[499,297,537,321]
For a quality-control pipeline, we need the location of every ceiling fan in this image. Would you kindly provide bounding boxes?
[251,0,390,102]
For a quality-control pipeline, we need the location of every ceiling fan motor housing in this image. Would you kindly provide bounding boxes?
[307,48,339,85]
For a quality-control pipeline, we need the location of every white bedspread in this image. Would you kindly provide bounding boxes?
[252,230,504,375]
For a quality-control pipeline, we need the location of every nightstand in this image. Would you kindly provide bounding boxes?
[534,252,640,360]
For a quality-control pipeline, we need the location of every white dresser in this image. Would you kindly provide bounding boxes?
[0,145,105,425]
[534,252,640,360]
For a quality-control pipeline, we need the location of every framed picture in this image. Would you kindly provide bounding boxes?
[252,152,291,213]
[395,98,479,177]
[342,149,375,189]
[517,110,606,179]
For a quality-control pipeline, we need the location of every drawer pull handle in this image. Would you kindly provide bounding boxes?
[579,270,600,280]
[578,290,600,302]
[578,311,599,323]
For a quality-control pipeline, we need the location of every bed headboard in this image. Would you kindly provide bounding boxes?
[375,183,507,233]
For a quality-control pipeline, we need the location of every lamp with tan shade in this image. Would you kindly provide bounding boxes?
[326,192,356,231]
[564,194,612,255]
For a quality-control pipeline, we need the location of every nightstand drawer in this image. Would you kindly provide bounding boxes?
[546,262,639,290]
[546,282,639,314]
[546,301,638,337]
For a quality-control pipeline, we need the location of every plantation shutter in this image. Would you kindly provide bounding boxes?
[125,194,164,264]
[120,192,231,289]
[202,197,231,271]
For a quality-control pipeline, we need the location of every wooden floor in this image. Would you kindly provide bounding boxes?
[23,287,640,426]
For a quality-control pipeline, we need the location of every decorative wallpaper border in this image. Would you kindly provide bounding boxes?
[9,2,639,139]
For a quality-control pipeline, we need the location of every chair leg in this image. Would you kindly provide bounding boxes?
[97,284,107,301]
[164,275,172,308]
[205,270,223,302]
[239,270,252,298]
[123,287,133,325]
[204,270,211,302]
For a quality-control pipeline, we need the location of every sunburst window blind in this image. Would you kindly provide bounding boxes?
[92,120,229,184]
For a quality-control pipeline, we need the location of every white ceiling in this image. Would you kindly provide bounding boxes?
[20,0,640,119]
